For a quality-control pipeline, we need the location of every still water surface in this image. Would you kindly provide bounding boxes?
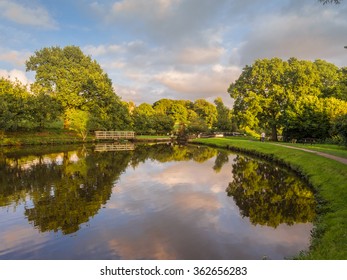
[0,144,315,259]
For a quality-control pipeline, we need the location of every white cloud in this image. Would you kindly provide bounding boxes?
[111,0,182,20]
[0,68,31,85]
[0,0,57,29]
[236,3,347,66]
[82,39,238,105]
[94,0,229,47]
[83,44,124,57]
[175,46,225,65]
[0,49,31,67]
[155,65,241,97]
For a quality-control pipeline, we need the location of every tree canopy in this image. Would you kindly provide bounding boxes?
[228,57,347,141]
[26,45,131,131]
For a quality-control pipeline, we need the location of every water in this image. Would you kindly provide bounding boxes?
[0,144,315,259]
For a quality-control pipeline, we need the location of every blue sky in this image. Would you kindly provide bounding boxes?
[0,0,346,106]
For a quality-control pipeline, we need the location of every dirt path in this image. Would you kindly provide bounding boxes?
[273,144,347,165]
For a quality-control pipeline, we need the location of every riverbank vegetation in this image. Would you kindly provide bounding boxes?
[228,58,347,143]
[2,45,346,147]
[192,137,347,259]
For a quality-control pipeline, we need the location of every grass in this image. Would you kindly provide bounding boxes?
[0,130,174,146]
[276,142,347,159]
[0,129,94,146]
[135,135,171,139]
[192,137,347,259]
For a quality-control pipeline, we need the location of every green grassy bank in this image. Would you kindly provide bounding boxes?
[0,130,94,146]
[192,137,347,259]
[0,131,173,146]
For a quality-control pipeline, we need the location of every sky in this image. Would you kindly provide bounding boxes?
[0,0,346,107]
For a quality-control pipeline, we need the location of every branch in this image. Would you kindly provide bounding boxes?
[319,0,341,4]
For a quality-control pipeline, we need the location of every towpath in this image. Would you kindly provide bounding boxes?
[273,144,347,165]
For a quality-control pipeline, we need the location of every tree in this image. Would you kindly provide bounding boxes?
[187,115,209,133]
[151,113,174,134]
[26,46,125,129]
[27,92,62,130]
[283,95,330,140]
[193,99,217,129]
[214,97,234,131]
[153,99,174,115]
[0,78,30,131]
[333,114,347,145]
[65,109,90,140]
[228,58,343,141]
[133,103,156,134]
[170,103,189,124]
[335,67,347,101]
[314,59,340,98]
[229,58,288,140]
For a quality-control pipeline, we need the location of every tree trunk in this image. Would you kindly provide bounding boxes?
[63,114,69,129]
[271,125,278,141]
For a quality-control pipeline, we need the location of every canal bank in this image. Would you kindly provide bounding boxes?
[192,137,347,260]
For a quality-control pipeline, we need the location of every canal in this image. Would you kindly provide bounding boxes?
[0,143,315,259]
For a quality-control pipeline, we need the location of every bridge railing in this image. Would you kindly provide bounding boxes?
[94,143,135,151]
[95,131,135,140]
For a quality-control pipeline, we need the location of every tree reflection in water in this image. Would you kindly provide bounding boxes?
[0,144,217,234]
[226,155,316,228]
[0,145,315,235]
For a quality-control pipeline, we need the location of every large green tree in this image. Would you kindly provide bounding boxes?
[228,58,345,141]
[229,58,289,140]
[26,45,128,130]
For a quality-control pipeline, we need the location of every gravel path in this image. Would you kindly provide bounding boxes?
[274,144,347,165]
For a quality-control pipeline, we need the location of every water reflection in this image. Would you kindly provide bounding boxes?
[1,146,131,234]
[0,144,315,259]
[226,156,316,228]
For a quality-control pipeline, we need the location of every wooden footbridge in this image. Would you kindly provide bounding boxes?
[95,131,135,140]
[94,143,135,152]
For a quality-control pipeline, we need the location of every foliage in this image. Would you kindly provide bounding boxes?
[132,103,174,134]
[27,92,63,130]
[229,58,347,141]
[283,95,330,140]
[214,97,234,131]
[193,99,218,129]
[0,78,31,131]
[335,67,347,101]
[229,58,288,140]
[133,98,225,135]
[333,114,347,145]
[26,45,128,130]
[187,115,209,133]
[65,109,90,140]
